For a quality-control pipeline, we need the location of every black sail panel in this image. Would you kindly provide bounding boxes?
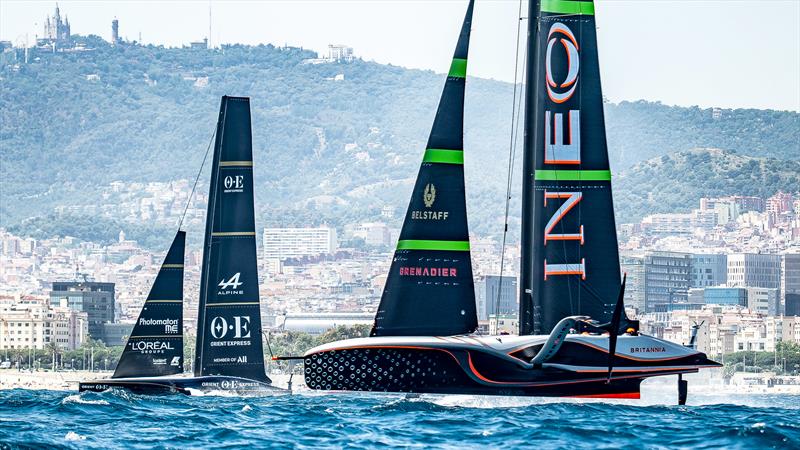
[523,0,625,334]
[195,96,269,382]
[373,0,477,337]
[113,231,185,378]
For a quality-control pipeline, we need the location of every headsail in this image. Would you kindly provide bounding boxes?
[520,0,628,334]
[113,231,185,378]
[194,96,269,382]
[373,0,477,337]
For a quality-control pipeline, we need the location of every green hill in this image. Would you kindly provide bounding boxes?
[1,36,797,245]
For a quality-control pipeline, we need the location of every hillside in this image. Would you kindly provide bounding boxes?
[1,36,798,245]
[615,148,800,223]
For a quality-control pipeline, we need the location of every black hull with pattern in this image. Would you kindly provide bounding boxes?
[303,334,720,398]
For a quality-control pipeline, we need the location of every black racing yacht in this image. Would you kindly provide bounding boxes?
[81,96,280,395]
[295,0,720,403]
[79,231,186,391]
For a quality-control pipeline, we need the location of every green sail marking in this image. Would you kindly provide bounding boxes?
[449,58,467,78]
[535,169,611,181]
[397,240,471,252]
[423,149,464,165]
[541,0,595,15]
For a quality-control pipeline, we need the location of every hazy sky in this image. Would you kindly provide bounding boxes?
[2,0,798,111]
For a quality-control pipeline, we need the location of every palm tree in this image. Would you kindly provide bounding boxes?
[44,341,62,371]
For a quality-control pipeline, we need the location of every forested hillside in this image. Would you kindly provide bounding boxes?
[1,36,797,245]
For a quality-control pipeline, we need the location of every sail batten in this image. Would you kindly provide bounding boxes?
[372,0,476,337]
[113,231,185,379]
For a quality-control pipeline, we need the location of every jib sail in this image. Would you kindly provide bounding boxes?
[372,0,477,337]
[113,231,185,378]
[520,0,628,334]
[194,96,269,382]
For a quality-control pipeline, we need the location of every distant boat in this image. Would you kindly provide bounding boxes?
[293,0,719,403]
[80,96,280,395]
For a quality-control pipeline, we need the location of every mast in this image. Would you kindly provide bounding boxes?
[113,231,185,378]
[519,0,541,335]
[521,0,627,334]
[372,0,476,337]
[194,96,269,382]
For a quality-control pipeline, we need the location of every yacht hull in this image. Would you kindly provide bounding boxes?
[303,334,720,398]
[78,375,281,396]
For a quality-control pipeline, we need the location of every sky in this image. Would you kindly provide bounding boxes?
[1,0,798,111]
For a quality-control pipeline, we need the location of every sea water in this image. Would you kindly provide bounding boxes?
[0,387,798,449]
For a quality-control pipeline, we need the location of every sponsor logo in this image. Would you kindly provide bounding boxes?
[629,347,667,353]
[423,183,436,208]
[410,210,449,220]
[223,175,244,193]
[139,317,180,334]
[399,266,458,277]
[170,356,181,367]
[218,273,244,295]
[210,315,251,340]
[212,356,249,363]
[152,358,167,365]
[129,340,175,354]
[542,21,587,281]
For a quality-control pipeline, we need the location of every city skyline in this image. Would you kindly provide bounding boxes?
[1,0,799,112]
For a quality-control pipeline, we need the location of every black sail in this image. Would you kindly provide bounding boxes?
[373,0,477,337]
[113,231,185,378]
[521,0,627,334]
[194,96,269,382]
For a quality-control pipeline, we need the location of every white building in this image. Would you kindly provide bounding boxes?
[263,227,338,260]
[727,253,781,289]
[746,287,780,316]
[0,296,88,351]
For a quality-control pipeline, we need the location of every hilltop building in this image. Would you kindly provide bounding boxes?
[40,4,71,44]
[111,19,120,45]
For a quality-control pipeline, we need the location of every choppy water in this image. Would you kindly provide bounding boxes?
[1,385,798,449]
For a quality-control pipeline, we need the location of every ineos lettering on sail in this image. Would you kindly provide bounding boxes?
[541,21,585,281]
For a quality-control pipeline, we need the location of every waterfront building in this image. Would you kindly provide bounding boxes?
[690,253,727,288]
[49,281,115,344]
[263,226,338,260]
[474,275,517,321]
[643,251,692,312]
[727,253,781,289]
[0,296,88,350]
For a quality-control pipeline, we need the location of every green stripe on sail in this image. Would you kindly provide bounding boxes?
[541,0,595,15]
[423,149,464,165]
[449,58,467,78]
[397,240,470,251]
[535,170,611,181]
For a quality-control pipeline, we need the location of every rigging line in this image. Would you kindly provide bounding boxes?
[177,128,217,231]
[495,0,526,321]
